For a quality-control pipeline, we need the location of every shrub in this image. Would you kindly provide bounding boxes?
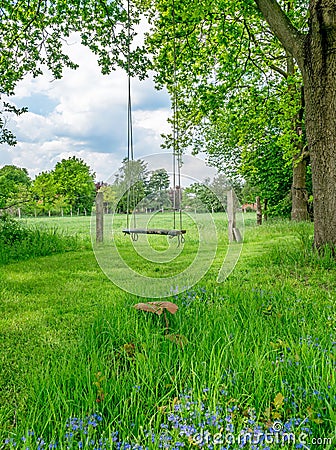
[0,214,80,264]
[0,214,29,244]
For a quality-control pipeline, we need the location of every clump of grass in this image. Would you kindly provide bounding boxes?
[245,220,336,270]
[0,215,80,264]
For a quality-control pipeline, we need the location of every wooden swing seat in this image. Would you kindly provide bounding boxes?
[123,228,186,237]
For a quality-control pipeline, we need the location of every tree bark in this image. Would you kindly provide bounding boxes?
[291,155,308,221]
[256,196,262,225]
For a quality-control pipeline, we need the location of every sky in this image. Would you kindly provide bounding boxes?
[1,33,217,186]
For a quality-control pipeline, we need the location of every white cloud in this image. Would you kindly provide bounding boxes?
[1,35,172,181]
[13,111,53,142]
[134,109,171,135]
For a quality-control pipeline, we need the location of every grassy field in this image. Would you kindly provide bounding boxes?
[22,215,94,239]
[0,214,335,449]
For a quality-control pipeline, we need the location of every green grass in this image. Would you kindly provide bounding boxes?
[0,215,88,265]
[22,215,93,239]
[0,215,335,448]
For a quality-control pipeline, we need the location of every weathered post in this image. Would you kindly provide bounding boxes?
[96,191,104,243]
[227,189,242,243]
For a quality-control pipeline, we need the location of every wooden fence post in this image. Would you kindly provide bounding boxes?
[227,189,242,243]
[96,192,104,243]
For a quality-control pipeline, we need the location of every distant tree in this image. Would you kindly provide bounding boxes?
[32,171,57,215]
[53,195,69,216]
[114,159,149,213]
[210,174,232,209]
[240,142,293,217]
[31,157,96,215]
[186,175,230,213]
[0,165,31,210]
[146,168,171,210]
[98,184,118,214]
[182,189,206,212]
[53,157,96,214]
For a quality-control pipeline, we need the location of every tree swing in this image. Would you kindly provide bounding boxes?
[122,0,186,245]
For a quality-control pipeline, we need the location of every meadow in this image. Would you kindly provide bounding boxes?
[0,213,335,449]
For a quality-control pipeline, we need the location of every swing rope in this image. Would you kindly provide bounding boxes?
[123,0,185,242]
[172,0,183,232]
[126,0,136,231]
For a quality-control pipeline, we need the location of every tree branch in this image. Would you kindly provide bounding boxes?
[254,0,305,70]
[268,64,288,78]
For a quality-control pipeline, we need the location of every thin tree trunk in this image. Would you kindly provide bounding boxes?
[256,196,262,225]
[291,155,308,221]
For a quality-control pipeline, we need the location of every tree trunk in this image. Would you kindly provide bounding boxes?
[302,1,336,250]
[256,196,262,225]
[291,155,308,221]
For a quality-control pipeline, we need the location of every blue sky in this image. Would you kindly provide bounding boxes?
[1,34,217,185]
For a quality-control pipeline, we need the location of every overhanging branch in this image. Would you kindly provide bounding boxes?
[254,0,305,70]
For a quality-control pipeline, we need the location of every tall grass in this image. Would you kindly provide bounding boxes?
[0,215,84,264]
[0,217,335,448]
